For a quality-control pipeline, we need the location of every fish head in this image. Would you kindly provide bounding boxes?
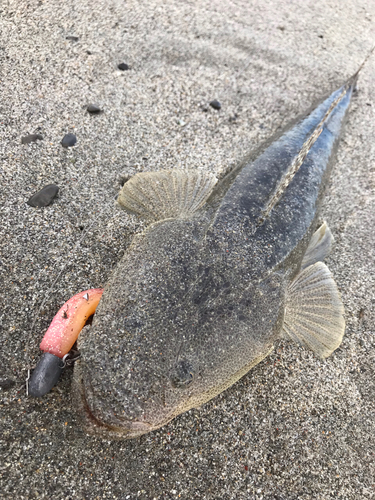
[73,320,209,439]
[72,221,285,439]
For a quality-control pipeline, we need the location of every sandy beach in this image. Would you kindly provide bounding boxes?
[1,0,374,498]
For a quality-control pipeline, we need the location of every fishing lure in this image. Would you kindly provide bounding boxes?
[28,289,103,396]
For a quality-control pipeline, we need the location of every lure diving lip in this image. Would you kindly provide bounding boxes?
[28,288,103,397]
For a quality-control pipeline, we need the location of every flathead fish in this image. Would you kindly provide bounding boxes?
[73,72,359,439]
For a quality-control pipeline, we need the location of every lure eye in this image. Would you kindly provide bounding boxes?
[170,359,195,389]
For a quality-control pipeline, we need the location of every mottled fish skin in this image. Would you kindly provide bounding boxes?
[72,79,354,439]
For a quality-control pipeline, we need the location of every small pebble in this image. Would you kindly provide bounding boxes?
[118,62,130,71]
[87,104,102,114]
[66,35,79,41]
[210,99,221,110]
[61,133,77,148]
[27,184,59,208]
[21,134,43,144]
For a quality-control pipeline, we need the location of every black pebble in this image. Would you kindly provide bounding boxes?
[210,99,221,110]
[21,134,43,144]
[66,35,79,41]
[87,103,102,114]
[118,62,130,71]
[27,184,59,208]
[61,133,77,147]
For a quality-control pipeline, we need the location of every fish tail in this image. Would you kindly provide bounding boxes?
[257,45,374,227]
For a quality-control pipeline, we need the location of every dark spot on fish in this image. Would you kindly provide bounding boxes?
[170,359,194,388]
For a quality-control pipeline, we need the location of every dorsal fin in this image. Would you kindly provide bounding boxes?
[258,86,349,225]
[257,45,375,227]
[117,170,217,223]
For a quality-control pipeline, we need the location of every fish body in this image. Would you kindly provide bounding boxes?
[73,80,354,439]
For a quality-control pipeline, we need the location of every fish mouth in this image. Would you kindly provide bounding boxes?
[74,367,153,439]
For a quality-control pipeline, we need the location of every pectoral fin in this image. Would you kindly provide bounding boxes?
[283,262,345,358]
[301,221,333,269]
[117,170,217,223]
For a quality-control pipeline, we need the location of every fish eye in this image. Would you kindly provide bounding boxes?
[170,359,195,389]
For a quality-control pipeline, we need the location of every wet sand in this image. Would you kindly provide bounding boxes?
[1,1,374,498]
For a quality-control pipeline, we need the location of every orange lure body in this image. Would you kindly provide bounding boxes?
[40,288,103,358]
